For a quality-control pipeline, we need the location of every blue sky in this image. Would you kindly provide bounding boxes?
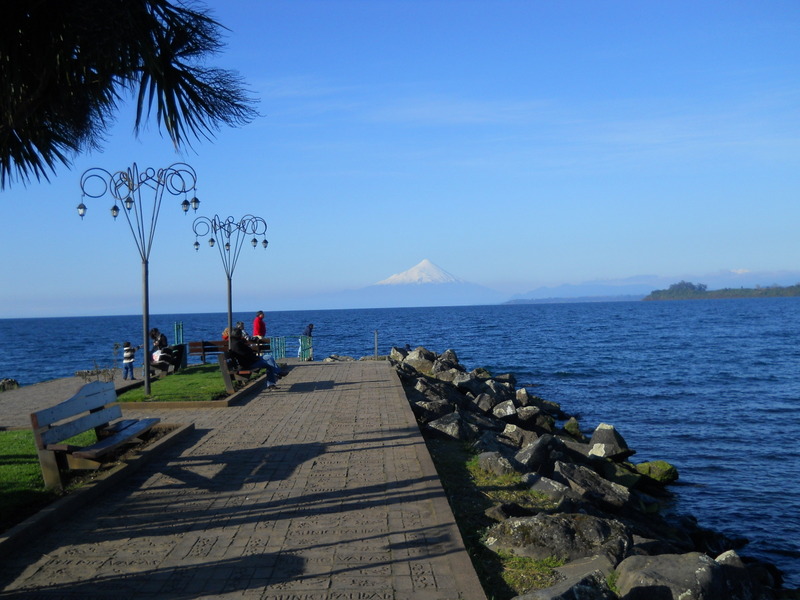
[2,0,799,317]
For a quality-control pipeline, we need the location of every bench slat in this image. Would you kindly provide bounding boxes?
[103,419,140,435]
[71,418,160,460]
[38,405,122,447]
[31,381,117,427]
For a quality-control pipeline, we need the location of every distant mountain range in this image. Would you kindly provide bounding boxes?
[278,263,800,310]
[508,270,800,304]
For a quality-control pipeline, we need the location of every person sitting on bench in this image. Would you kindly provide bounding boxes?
[229,328,279,389]
[148,328,181,373]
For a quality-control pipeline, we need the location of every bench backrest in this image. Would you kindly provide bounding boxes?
[30,381,120,449]
[189,339,272,356]
[188,340,227,356]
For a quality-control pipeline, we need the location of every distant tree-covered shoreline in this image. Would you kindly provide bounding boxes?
[644,281,800,301]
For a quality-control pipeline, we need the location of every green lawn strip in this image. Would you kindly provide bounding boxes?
[0,429,96,534]
[117,364,228,402]
[424,436,562,599]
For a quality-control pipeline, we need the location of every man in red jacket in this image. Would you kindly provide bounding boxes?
[252,310,266,339]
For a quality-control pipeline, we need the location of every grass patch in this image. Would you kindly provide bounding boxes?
[117,364,229,402]
[0,429,95,534]
[424,436,562,599]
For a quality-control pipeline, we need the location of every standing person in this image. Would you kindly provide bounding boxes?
[229,328,279,388]
[252,311,266,339]
[122,341,141,380]
[299,323,314,360]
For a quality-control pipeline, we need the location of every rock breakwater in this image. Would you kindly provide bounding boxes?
[385,346,790,600]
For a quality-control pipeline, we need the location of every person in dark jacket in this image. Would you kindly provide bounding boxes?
[149,328,178,367]
[150,328,169,351]
[229,328,279,388]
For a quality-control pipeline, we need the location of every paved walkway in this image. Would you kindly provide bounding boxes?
[0,360,486,600]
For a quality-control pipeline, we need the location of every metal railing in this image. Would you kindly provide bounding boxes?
[298,335,313,361]
[269,337,286,359]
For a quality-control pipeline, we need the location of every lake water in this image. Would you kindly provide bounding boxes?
[1,299,798,585]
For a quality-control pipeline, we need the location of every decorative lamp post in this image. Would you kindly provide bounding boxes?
[191,214,268,347]
[78,162,199,394]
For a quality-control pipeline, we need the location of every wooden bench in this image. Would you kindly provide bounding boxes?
[188,340,227,363]
[217,352,267,395]
[30,381,161,491]
[189,339,272,363]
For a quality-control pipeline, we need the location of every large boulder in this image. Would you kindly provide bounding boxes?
[635,460,679,484]
[467,392,499,414]
[456,376,490,397]
[521,473,575,502]
[516,387,534,406]
[470,366,493,380]
[462,409,505,433]
[404,346,437,374]
[588,423,635,461]
[514,435,569,475]
[493,399,518,419]
[389,346,409,363]
[433,368,473,385]
[414,376,464,406]
[486,378,516,402]
[500,423,539,449]
[410,399,452,424]
[432,349,464,373]
[615,550,768,600]
[552,461,633,514]
[426,411,478,441]
[472,431,519,457]
[515,405,542,426]
[484,513,632,565]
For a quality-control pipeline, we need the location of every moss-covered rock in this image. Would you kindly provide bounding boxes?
[635,460,679,484]
[563,417,586,441]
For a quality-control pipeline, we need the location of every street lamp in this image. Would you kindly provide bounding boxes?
[78,162,199,394]
[192,214,268,347]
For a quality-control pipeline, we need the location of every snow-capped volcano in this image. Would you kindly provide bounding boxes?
[287,258,504,308]
[376,259,464,285]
